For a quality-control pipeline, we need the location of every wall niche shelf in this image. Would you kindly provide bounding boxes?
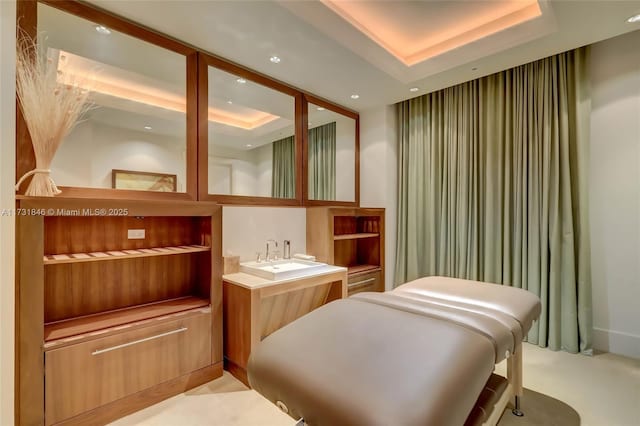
[44,296,210,344]
[333,233,379,241]
[307,207,385,296]
[43,244,210,265]
[16,197,223,426]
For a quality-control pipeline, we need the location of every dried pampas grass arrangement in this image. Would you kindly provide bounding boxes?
[15,31,92,196]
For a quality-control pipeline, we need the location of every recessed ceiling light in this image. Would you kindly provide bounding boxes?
[227,100,233,104]
[627,14,640,23]
[350,94,360,99]
[409,87,419,92]
[143,125,152,130]
[270,56,281,64]
[317,107,325,111]
[95,25,111,35]
[236,78,247,84]
[245,144,253,148]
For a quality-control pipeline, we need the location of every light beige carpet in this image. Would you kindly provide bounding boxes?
[498,388,580,425]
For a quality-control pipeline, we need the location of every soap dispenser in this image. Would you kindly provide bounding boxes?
[283,240,291,259]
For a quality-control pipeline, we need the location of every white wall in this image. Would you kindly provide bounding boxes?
[359,105,397,290]
[52,122,187,191]
[0,1,16,424]
[222,206,306,262]
[209,144,273,197]
[589,30,640,359]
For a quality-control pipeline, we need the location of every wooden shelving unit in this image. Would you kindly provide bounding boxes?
[307,207,385,295]
[43,244,210,264]
[16,198,223,426]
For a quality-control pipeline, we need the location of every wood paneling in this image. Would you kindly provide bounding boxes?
[223,271,346,386]
[43,216,201,254]
[56,363,222,426]
[44,251,199,321]
[44,297,209,343]
[15,212,44,426]
[45,312,211,425]
[17,196,219,217]
[259,283,330,338]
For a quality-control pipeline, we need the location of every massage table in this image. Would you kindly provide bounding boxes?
[247,276,541,426]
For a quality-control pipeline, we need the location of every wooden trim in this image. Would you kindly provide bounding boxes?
[199,52,300,98]
[17,1,198,201]
[15,0,37,192]
[300,94,309,203]
[294,93,304,204]
[55,363,222,426]
[186,52,199,198]
[302,94,360,207]
[355,114,361,206]
[15,211,44,426]
[224,358,250,387]
[197,52,209,201]
[211,207,223,365]
[39,0,196,55]
[304,94,359,120]
[17,196,220,217]
[17,0,360,207]
[44,297,210,343]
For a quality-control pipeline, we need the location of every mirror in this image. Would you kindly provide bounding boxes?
[38,3,188,193]
[207,66,296,198]
[307,103,356,202]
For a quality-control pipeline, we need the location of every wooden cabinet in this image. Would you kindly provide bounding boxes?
[306,207,385,295]
[223,269,347,386]
[15,197,223,425]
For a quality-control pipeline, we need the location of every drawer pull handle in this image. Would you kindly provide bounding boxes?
[91,327,188,355]
[348,278,376,288]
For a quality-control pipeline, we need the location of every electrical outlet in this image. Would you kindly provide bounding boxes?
[127,229,145,239]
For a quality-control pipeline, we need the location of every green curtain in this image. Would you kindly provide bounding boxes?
[308,122,336,200]
[271,135,295,198]
[395,47,592,354]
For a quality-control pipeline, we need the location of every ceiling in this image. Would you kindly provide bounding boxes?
[83,0,640,112]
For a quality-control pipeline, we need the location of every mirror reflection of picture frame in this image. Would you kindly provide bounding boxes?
[111,169,177,192]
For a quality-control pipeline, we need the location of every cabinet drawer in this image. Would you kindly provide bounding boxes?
[348,270,383,295]
[45,311,211,425]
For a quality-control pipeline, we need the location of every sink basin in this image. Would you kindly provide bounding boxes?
[240,259,328,280]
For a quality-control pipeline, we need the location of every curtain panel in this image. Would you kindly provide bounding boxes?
[271,135,295,198]
[308,122,336,200]
[394,47,592,354]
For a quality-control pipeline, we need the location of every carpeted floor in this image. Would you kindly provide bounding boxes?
[498,388,580,425]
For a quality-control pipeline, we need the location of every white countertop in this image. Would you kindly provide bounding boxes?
[223,265,347,289]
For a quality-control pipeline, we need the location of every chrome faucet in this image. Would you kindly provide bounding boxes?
[266,239,278,262]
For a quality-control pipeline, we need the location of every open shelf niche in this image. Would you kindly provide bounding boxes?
[307,207,385,295]
[16,197,223,425]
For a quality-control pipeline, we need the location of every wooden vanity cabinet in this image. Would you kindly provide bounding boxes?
[15,197,223,426]
[306,207,385,295]
[223,270,347,386]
